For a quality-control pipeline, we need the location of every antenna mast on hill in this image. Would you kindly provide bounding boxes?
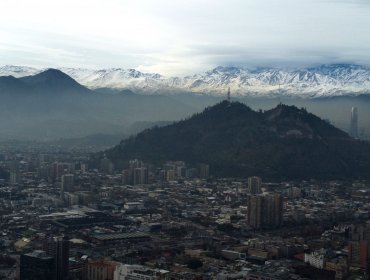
[278,83,282,105]
[227,87,231,103]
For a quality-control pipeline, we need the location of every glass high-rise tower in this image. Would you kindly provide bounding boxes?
[350,107,358,138]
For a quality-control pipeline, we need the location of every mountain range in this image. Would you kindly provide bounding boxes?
[1,64,370,98]
[0,68,91,96]
[0,69,218,140]
[104,101,370,180]
[1,67,370,141]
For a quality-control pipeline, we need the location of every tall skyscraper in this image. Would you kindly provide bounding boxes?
[248,176,262,194]
[9,160,21,185]
[247,193,283,230]
[350,107,358,138]
[20,250,54,280]
[128,159,143,185]
[10,171,21,185]
[199,163,210,179]
[122,160,149,185]
[346,222,370,277]
[100,157,115,174]
[247,195,263,229]
[122,169,130,185]
[166,169,176,181]
[348,222,370,273]
[61,174,74,192]
[263,193,283,228]
[177,166,186,178]
[134,167,149,185]
[44,236,70,280]
[52,162,65,180]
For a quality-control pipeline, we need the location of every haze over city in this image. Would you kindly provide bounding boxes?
[1,1,370,280]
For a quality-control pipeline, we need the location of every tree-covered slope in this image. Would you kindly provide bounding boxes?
[106,101,370,180]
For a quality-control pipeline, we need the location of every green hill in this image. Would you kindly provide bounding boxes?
[106,101,370,180]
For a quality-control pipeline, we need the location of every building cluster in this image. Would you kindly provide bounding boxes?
[1,141,370,279]
[108,158,210,185]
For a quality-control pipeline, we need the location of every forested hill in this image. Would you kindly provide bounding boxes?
[106,101,370,180]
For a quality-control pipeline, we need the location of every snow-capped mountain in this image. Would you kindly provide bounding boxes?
[1,64,370,98]
[179,65,370,98]
[0,65,41,78]
[60,67,166,91]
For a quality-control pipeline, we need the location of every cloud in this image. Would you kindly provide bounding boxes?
[0,0,369,75]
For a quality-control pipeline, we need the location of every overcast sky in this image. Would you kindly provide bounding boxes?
[0,0,369,76]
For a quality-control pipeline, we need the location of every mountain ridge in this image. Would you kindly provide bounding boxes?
[0,68,93,96]
[1,64,370,98]
[1,68,370,141]
[104,101,370,180]
[0,70,214,140]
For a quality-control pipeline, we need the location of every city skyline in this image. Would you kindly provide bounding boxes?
[1,1,370,279]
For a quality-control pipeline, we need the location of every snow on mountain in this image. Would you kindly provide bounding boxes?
[0,65,41,78]
[180,65,370,98]
[59,68,166,91]
[1,64,370,98]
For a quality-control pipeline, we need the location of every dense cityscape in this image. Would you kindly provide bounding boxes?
[0,139,369,280]
[2,1,370,279]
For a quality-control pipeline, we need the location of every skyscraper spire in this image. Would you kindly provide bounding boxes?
[350,106,358,138]
[227,87,231,103]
